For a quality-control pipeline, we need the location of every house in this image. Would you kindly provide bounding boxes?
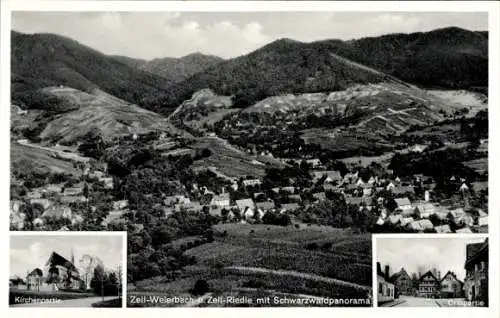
[386,182,396,191]
[71,214,84,226]
[400,206,415,217]
[30,198,52,210]
[416,219,434,231]
[63,185,84,196]
[211,193,230,208]
[306,159,322,168]
[408,220,424,232]
[281,186,295,194]
[242,179,262,188]
[376,217,385,226]
[60,196,88,204]
[440,271,464,298]
[235,199,256,211]
[288,194,302,203]
[476,210,488,227]
[174,202,203,213]
[392,186,415,195]
[101,210,127,227]
[434,225,452,233]
[101,177,114,189]
[42,205,72,220]
[394,198,412,211]
[312,192,326,202]
[344,171,359,183]
[459,183,469,192]
[377,263,395,304]
[112,200,129,210]
[26,268,43,292]
[362,188,372,197]
[448,208,473,227]
[415,203,437,219]
[164,195,190,206]
[280,203,300,212]
[311,170,341,183]
[243,207,256,220]
[464,239,488,304]
[46,184,63,194]
[388,214,402,225]
[400,217,414,227]
[256,201,275,211]
[418,271,440,298]
[355,178,365,187]
[391,268,414,296]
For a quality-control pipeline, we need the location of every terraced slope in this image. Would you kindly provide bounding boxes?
[38,87,190,144]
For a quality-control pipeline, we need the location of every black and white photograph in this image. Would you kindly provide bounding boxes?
[6,9,489,308]
[376,235,488,307]
[9,232,125,307]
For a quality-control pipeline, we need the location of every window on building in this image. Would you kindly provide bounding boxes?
[379,283,382,293]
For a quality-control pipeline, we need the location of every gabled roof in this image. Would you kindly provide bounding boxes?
[45,252,78,272]
[465,240,488,267]
[440,271,463,284]
[235,199,255,209]
[391,268,410,281]
[256,201,275,210]
[28,268,43,277]
[395,197,411,206]
[418,270,439,283]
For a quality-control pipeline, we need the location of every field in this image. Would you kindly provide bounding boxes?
[463,157,488,175]
[11,142,82,177]
[38,87,190,144]
[129,223,372,307]
[191,136,285,178]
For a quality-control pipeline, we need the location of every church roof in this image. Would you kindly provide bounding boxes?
[45,252,78,272]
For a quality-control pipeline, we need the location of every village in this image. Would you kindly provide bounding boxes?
[10,135,488,235]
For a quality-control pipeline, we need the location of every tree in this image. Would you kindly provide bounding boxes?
[190,279,210,296]
[79,255,101,291]
[385,198,398,212]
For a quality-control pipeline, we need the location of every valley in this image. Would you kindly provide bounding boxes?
[9,26,488,307]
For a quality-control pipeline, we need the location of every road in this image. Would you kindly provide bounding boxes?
[391,296,439,307]
[225,266,371,291]
[12,296,119,307]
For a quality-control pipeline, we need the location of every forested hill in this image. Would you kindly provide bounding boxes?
[146,27,488,113]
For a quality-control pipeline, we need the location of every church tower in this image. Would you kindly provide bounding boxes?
[71,247,75,265]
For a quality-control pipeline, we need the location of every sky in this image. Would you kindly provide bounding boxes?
[11,12,488,59]
[10,234,123,278]
[377,237,487,281]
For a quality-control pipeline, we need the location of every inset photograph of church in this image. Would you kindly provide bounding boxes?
[9,232,125,307]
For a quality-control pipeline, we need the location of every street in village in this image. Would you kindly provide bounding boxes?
[380,296,475,307]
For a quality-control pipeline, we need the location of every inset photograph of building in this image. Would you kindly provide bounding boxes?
[376,235,488,307]
[9,232,125,307]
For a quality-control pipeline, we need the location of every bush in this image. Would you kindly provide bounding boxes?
[190,279,210,296]
[306,243,318,250]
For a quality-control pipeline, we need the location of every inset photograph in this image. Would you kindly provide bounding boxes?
[376,235,488,307]
[9,232,125,308]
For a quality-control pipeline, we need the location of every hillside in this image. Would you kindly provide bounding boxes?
[148,27,486,112]
[11,31,174,112]
[148,38,403,112]
[139,53,224,83]
[314,27,488,90]
[37,87,190,144]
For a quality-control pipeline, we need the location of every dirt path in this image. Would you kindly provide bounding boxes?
[225,266,371,291]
